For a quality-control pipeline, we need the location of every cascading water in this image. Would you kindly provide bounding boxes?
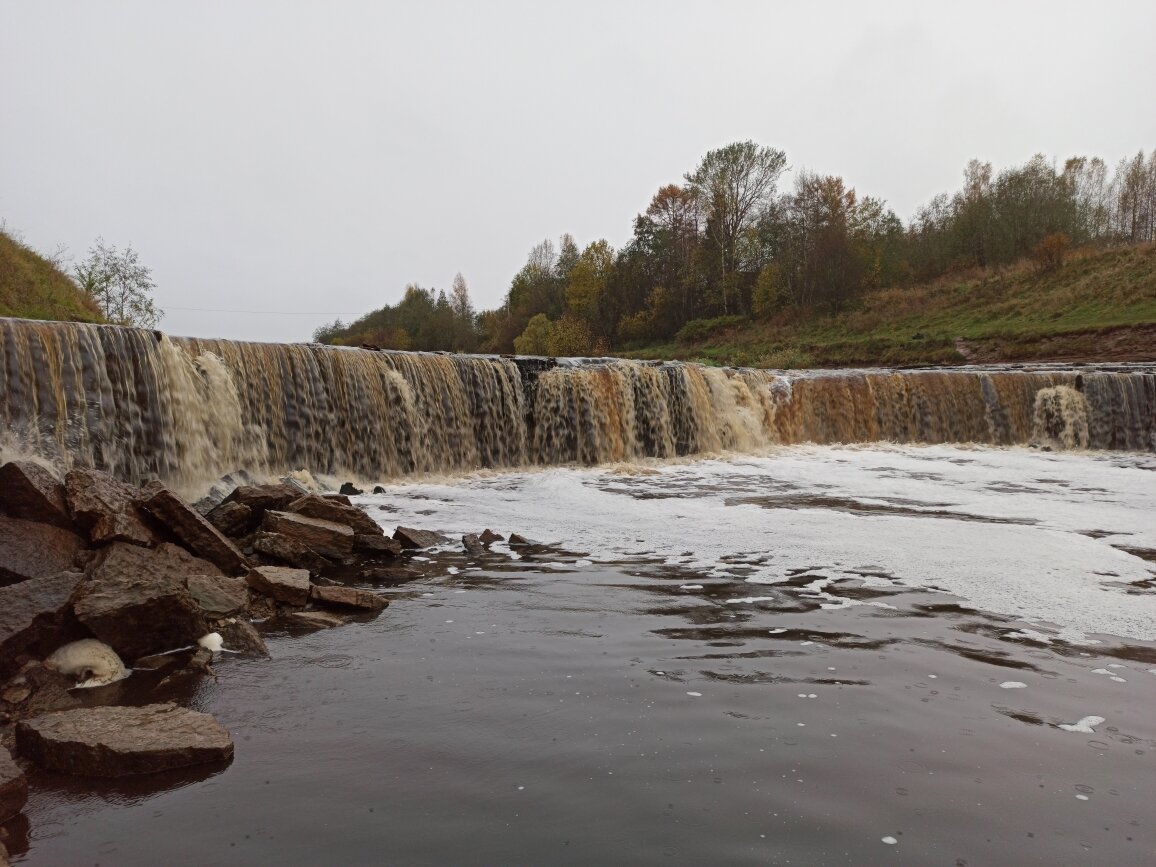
[2,317,1154,490]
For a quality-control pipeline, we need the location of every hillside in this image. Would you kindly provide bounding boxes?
[0,228,103,323]
[620,243,1156,368]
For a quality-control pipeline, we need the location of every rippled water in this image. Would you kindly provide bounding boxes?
[12,445,1156,865]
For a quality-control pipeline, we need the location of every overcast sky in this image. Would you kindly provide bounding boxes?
[2,1,1154,343]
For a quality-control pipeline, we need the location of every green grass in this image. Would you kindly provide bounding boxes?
[0,228,104,323]
[620,243,1156,367]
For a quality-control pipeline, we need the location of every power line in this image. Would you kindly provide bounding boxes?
[165,306,360,316]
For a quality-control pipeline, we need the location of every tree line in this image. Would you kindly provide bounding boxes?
[316,143,1156,354]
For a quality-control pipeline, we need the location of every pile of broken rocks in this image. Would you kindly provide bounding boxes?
[0,459,494,850]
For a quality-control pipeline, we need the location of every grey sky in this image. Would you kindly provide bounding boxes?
[2,1,1154,342]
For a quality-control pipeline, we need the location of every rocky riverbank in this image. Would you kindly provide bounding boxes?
[0,460,519,862]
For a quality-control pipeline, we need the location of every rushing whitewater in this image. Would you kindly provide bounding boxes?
[1,318,1154,490]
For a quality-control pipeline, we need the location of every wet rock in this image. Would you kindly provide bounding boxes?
[0,747,28,822]
[246,566,312,606]
[262,511,354,560]
[279,476,311,496]
[204,501,253,537]
[373,485,386,495]
[462,533,485,556]
[0,461,72,529]
[64,468,160,547]
[71,543,212,660]
[192,469,262,514]
[310,585,389,611]
[393,526,449,550]
[16,702,233,777]
[508,533,531,546]
[0,517,85,587]
[187,574,248,618]
[479,529,504,545]
[286,494,382,536]
[14,663,82,717]
[251,531,329,572]
[339,482,364,496]
[223,483,301,515]
[138,482,250,575]
[155,648,215,690]
[284,610,348,630]
[212,617,269,657]
[359,564,421,582]
[353,534,402,557]
[0,572,85,676]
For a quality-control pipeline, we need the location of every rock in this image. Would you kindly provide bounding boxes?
[154,648,215,690]
[286,495,383,536]
[138,482,250,575]
[353,534,402,557]
[71,543,212,661]
[187,574,248,618]
[0,461,72,529]
[212,617,269,657]
[251,531,329,572]
[17,664,82,717]
[310,585,389,611]
[279,476,311,496]
[0,571,85,676]
[339,482,364,496]
[283,610,347,630]
[262,511,354,560]
[372,485,387,494]
[479,529,504,544]
[204,501,253,537]
[0,747,28,822]
[16,703,233,776]
[64,468,159,547]
[0,516,85,587]
[359,564,422,582]
[462,533,485,556]
[246,566,311,606]
[393,526,449,550]
[508,533,531,546]
[223,483,302,515]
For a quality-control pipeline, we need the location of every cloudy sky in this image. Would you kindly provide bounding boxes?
[2,1,1154,342]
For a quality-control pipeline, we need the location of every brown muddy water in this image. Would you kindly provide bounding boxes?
[9,446,1156,866]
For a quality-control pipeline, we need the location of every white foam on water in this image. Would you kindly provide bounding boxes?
[881,836,898,845]
[1000,681,1028,689]
[686,691,702,697]
[359,445,1156,641]
[680,584,703,590]
[1058,715,1106,733]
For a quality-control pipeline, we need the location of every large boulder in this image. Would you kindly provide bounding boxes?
[393,526,449,550]
[0,571,85,677]
[262,511,354,560]
[246,566,311,606]
[353,534,402,557]
[0,747,27,822]
[285,495,383,536]
[311,585,389,611]
[70,543,212,660]
[0,461,73,529]
[0,517,85,586]
[16,703,234,776]
[64,468,160,547]
[204,501,253,537]
[186,573,248,618]
[250,531,330,572]
[137,482,250,575]
[213,617,269,657]
[223,483,302,515]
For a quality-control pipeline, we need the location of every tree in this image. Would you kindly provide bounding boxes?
[684,141,788,313]
[74,239,162,328]
[513,313,554,355]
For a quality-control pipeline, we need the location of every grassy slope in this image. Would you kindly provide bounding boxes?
[0,229,104,323]
[623,242,1156,368]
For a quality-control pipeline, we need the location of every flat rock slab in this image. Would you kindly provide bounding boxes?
[204,500,253,537]
[0,746,28,822]
[286,495,382,536]
[263,511,354,559]
[393,526,449,550]
[72,543,212,660]
[224,483,302,515]
[0,460,73,529]
[251,531,329,572]
[64,468,159,547]
[139,482,250,575]
[284,610,348,630]
[187,573,248,618]
[311,585,389,611]
[0,516,84,586]
[247,565,312,606]
[353,534,402,556]
[16,703,234,777]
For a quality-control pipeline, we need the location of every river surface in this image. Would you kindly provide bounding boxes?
[11,445,1156,865]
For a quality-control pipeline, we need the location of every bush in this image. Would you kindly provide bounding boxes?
[675,315,746,344]
[1032,232,1070,274]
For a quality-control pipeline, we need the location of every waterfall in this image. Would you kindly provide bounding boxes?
[2,318,1154,490]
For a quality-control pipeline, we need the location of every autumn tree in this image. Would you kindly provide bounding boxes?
[74,239,163,328]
